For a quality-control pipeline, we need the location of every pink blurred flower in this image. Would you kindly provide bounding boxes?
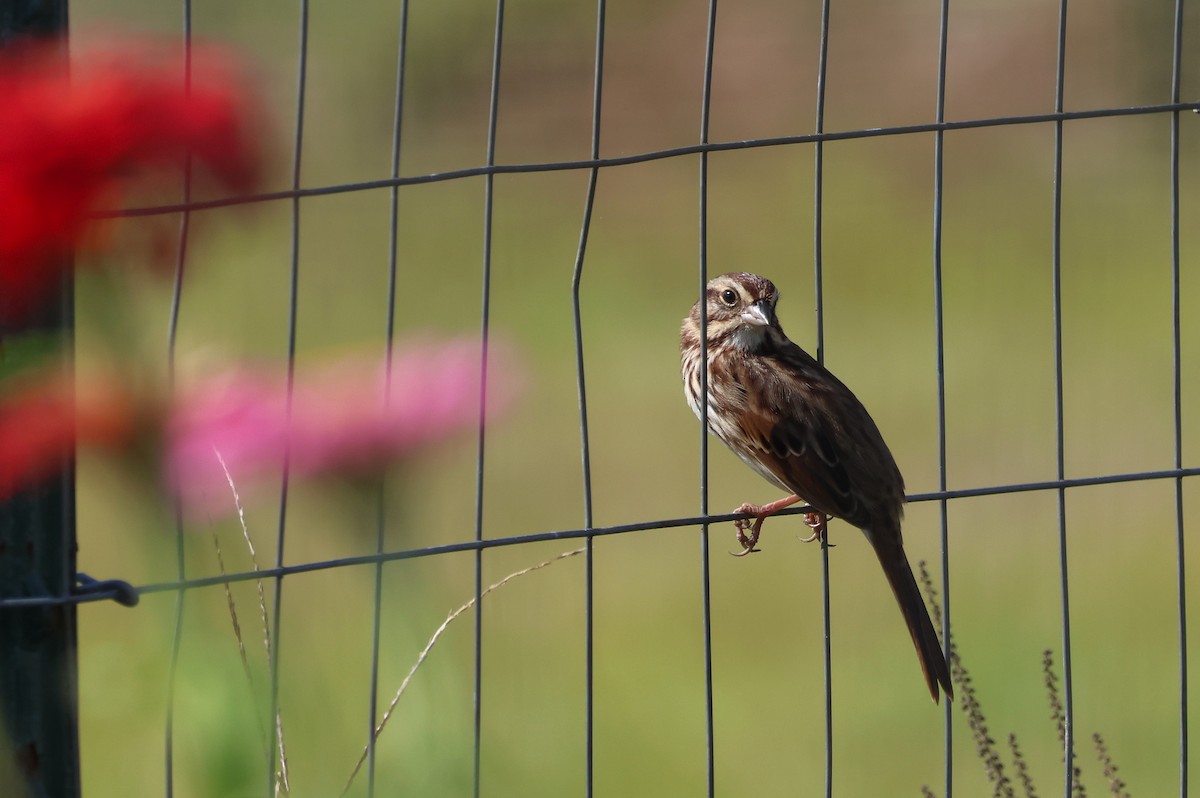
[165,339,523,517]
[0,38,262,326]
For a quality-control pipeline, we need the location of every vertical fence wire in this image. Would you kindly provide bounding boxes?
[1169,2,1188,796]
[266,2,310,794]
[930,0,954,793]
[474,2,506,794]
[364,2,411,795]
[1050,2,1075,796]
[811,0,834,794]
[162,5,193,795]
[568,1,607,793]
[570,179,597,793]
[697,1,719,794]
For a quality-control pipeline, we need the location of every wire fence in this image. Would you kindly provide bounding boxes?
[1,1,1196,797]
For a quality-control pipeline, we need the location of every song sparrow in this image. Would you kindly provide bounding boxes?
[680,272,953,702]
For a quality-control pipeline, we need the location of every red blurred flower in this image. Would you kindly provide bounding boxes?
[0,39,262,326]
[0,372,135,499]
[165,339,524,517]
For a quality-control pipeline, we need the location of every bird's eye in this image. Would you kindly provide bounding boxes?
[720,289,738,306]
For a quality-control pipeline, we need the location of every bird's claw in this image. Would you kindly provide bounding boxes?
[730,504,766,556]
[800,511,831,546]
[731,516,761,556]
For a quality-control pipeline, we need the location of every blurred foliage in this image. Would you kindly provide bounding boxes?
[62,0,1200,796]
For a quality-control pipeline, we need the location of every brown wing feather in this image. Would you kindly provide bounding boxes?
[721,339,905,530]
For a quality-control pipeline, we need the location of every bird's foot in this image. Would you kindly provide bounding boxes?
[729,495,802,556]
[732,510,765,556]
[799,511,830,545]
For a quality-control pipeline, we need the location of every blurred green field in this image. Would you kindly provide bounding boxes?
[63,1,1200,796]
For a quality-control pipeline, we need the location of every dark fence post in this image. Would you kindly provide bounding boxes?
[0,3,79,798]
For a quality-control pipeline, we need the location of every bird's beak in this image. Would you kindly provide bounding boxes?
[740,300,774,327]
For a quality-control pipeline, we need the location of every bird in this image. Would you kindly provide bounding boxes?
[680,271,953,703]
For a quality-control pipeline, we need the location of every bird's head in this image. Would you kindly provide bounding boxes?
[687,272,783,352]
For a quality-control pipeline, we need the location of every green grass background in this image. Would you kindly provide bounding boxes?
[62,0,1200,795]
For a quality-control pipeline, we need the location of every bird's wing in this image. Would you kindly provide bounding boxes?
[734,343,901,528]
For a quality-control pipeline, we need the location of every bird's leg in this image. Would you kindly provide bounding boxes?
[731,494,802,556]
[799,511,829,544]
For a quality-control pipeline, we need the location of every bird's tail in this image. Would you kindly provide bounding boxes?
[868,529,954,703]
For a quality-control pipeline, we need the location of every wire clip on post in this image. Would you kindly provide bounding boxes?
[0,574,139,610]
[74,573,139,608]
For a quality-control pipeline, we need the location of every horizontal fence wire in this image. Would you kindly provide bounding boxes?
[90,102,1200,220]
[7,466,1198,611]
